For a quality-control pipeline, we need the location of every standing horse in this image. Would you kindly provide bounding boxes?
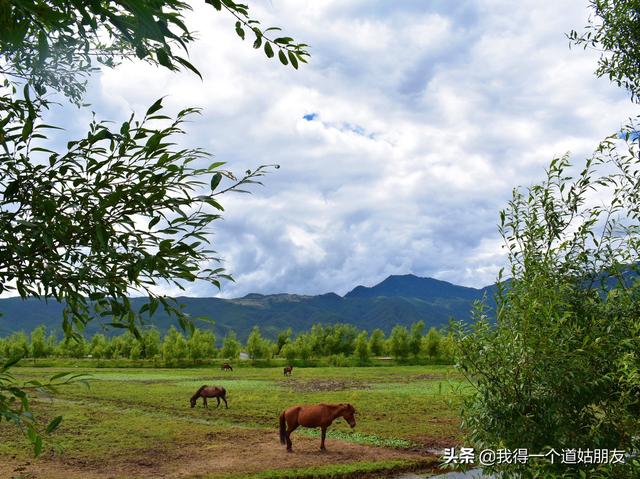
[221,362,233,371]
[283,365,293,376]
[279,403,356,452]
[190,385,228,409]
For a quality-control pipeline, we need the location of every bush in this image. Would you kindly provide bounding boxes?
[455,150,640,477]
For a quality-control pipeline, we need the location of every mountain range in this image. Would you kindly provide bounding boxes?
[0,274,497,341]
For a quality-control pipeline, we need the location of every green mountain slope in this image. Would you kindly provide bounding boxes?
[0,274,495,341]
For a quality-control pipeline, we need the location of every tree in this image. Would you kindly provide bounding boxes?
[56,336,86,359]
[2,331,29,358]
[141,328,162,359]
[276,328,292,355]
[388,325,410,361]
[187,329,216,361]
[353,331,370,363]
[89,333,111,359]
[368,328,386,357]
[29,325,49,359]
[325,324,358,356]
[0,1,309,105]
[110,332,136,359]
[569,0,640,102]
[246,326,270,360]
[453,4,640,475]
[292,333,313,362]
[161,326,188,365]
[220,331,241,360]
[409,320,425,358]
[454,151,640,477]
[0,0,307,454]
[423,327,441,359]
[280,342,297,363]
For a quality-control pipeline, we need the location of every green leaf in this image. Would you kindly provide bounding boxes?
[148,216,161,229]
[210,173,222,191]
[208,161,225,170]
[46,416,63,434]
[34,435,43,457]
[274,37,293,45]
[1,355,23,372]
[156,48,173,69]
[146,98,164,116]
[95,224,107,248]
[278,49,288,65]
[264,42,274,58]
[174,57,202,79]
[288,51,298,69]
[21,118,34,141]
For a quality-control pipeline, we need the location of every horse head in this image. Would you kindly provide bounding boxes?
[340,403,356,428]
[190,385,207,408]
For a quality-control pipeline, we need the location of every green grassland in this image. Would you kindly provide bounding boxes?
[1,365,468,479]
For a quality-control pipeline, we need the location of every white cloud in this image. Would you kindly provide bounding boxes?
[48,0,640,298]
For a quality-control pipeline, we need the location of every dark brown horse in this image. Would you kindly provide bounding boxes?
[283,365,293,376]
[221,362,233,371]
[190,385,228,409]
[279,403,356,452]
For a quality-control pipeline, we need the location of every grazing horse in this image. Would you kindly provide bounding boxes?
[283,365,293,376]
[221,362,233,371]
[279,403,356,452]
[190,385,228,409]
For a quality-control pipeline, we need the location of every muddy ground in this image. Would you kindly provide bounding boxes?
[2,428,437,479]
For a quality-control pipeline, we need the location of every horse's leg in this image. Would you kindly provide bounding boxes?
[222,396,228,408]
[216,397,220,408]
[286,424,298,452]
[320,427,327,451]
[203,397,208,408]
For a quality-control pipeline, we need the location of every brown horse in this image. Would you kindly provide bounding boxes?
[283,365,293,376]
[279,403,356,452]
[190,385,228,409]
[221,362,233,371]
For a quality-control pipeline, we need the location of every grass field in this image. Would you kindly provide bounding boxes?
[0,365,468,479]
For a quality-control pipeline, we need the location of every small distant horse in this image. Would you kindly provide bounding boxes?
[221,362,233,371]
[190,385,228,409]
[279,403,356,452]
[283,365,293,376]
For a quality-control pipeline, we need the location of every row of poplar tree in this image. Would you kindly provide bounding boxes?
[0,321,454,364]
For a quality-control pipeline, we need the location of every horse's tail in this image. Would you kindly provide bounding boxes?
[220,387,226,398]
[279,412,286,445]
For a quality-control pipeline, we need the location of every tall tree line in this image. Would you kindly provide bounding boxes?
[0,321,455,365]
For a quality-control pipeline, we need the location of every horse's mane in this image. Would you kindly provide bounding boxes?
[191,384,207,400]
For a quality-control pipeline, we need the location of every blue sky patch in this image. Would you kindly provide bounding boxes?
[618,129,640,140]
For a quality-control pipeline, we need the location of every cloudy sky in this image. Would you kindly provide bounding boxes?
[55,0,637,298]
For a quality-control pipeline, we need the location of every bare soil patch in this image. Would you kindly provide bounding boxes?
[0,428,433,479]
[413,374,446,381]
[284,379,369,393]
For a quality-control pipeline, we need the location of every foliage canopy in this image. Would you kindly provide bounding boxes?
[0,0,307,455]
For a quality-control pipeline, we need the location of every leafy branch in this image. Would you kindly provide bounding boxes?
[0,355,90,456]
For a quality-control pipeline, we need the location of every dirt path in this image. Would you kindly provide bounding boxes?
[1,428,435,479]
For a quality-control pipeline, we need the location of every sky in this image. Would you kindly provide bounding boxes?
[50,0,638,298]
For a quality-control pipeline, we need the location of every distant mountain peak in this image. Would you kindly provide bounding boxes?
[241,293,264,299]
[344,273,481,300]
